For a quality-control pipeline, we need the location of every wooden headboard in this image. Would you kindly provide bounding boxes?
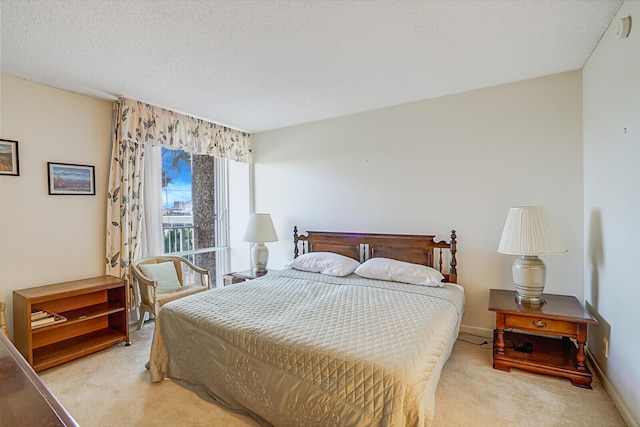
[293,227,457,283]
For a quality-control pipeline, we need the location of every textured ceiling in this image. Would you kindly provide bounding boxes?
[1,0,622,133]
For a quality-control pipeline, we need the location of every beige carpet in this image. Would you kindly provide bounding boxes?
[39,324,626,427]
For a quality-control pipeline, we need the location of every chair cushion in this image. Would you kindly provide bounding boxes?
[139,262,181,293]
[157,285,207,306]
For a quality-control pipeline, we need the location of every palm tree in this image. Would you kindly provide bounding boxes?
[168,150,191,174]
[161,148,191,212]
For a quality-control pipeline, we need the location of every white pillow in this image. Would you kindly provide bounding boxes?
[354,257,445,287]
[139,261,182,292]
[285,252,361,277]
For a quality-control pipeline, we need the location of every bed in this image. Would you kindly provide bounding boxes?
[148,228,463,426]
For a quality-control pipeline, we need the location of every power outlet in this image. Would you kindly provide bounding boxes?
[602,337,609,358]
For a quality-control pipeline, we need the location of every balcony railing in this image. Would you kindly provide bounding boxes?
[163,222,224,287]
[163,223,195,258]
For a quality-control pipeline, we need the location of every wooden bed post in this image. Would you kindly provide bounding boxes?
[293,226,299,259]
[449,230,457,283]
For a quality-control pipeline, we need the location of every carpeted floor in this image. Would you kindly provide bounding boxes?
[38,323,626,426]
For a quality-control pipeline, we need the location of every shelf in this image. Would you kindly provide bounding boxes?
[13,275,129,371]
[495,331,578,370]
[32,328,127,372]
[493,330,593,388]
[31,302,125,334]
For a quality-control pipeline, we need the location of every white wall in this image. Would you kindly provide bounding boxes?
[583,1,640,424]
[252,71,584,330]
[0,74,113,337]
[228,160,251,272]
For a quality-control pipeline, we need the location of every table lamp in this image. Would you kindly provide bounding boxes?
[243,213,278,275]
[497,206,567,305]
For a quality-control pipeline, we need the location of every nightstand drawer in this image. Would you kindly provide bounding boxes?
[504,314,577,336]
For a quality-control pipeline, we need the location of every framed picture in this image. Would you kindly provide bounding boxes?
[0,139,20,176]
[47,162,96,195]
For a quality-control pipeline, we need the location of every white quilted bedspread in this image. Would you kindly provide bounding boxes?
[148,269,465,427]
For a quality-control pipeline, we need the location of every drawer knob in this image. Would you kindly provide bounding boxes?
[532,319,547,328]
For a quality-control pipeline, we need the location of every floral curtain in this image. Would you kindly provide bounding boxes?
[117,97,252,163]
[106,102,145,309]
[106,98,251,309]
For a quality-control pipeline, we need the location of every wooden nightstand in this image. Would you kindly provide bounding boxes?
[488,289,597,388]
[222,270,267,286]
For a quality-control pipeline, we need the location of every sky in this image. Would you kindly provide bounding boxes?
[162,148,192,208]
[52,165,91,182]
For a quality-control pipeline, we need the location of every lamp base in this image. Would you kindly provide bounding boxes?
[513,256,546,305]
[250,242,269,275]
[514,292,545,306]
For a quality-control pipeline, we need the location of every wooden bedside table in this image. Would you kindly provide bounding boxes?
[222,270,267,286]
[488,289,597,388]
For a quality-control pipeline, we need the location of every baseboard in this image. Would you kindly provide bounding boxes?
[459,324,493,338]
[587,349,638,427]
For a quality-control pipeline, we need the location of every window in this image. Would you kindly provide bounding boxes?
[160,147,229,286]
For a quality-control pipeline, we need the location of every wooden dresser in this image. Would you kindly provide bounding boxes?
[0,330,78,426]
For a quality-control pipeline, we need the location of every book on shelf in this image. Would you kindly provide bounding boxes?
[31,310,51,321]
[31,311,67,329]
[31,316,56,327]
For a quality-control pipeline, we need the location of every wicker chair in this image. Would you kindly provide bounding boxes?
[131,256,211,330]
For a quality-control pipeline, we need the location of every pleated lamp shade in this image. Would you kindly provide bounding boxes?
[243,213,278,243]
[498,206,567,256]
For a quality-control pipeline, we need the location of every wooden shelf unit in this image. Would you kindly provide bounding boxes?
[13,275,129,372]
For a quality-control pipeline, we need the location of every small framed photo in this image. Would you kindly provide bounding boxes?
[0,139,20,176]
[47,162,96,195]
